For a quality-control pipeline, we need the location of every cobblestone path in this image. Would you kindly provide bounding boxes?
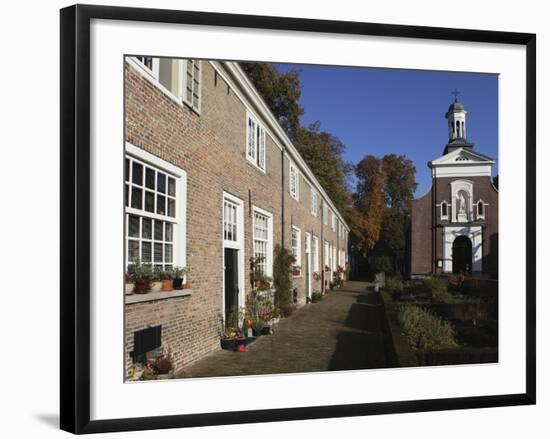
[176,281,389,378]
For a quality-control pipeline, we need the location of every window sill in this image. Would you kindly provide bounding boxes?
[245,156,266,174]
[125,289,193,304]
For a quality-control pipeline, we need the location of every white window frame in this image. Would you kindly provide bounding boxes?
[324,240,330,268]
[323,202,328,225]
[290,162,300,201]
[440,200,449,220]
[331,210,336,231]
[246,112,267,172]
[310,189,317,216]
[124,142,187,273]
[127,56,201,113]
[476,199,486,220]
[312,235,319,273]
[291,225,302,274]
[183,59,202,112]
[252,206,273,277]
[222,191,245,314]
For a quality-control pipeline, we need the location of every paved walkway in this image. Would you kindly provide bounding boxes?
[176,281,389,378]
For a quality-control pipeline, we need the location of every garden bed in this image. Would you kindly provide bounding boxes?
[380,287,498,367]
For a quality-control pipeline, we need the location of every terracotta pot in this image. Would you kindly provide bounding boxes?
[151,281,162,292]
[161,279,173,291]
[182,283,190,289]
[125,282,135,295]
[134,281,150,294]
[255,280,261,287]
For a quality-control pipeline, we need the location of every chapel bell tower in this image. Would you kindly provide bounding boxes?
[444,89,474,154]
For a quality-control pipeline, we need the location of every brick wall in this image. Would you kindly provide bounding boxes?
[410,175,498,277]
[124,59,349,377]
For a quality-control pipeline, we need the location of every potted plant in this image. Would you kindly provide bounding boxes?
[324,264,331,272]
[125,272,134,295]
[249,256,266,288]
[160,269,174,292]
[154,353,174,378]
[127,259,152,294]
[292,265,302,276]
[313,271,321,281]
[172,266,188,289]
[139,364,156,381]
[260,275,272,290]
[218,308,246,350]
[150,266,163,292]
[311,291,324,303]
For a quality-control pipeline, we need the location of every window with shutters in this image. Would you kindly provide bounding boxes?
[246,112,266,171]
[125,145,186,272]
[290,162,299,201]
[129,56,201,112]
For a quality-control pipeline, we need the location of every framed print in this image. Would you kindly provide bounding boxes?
[60,4,536,434]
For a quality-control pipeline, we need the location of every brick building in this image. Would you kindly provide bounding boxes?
[409,96,498,278]
[124,57,349,377]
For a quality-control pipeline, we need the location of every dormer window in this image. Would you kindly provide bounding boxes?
[440,200,449,220]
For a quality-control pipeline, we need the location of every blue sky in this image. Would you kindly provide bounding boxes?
[275,63,498,197]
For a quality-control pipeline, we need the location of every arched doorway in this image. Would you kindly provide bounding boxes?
[452,235,472,274]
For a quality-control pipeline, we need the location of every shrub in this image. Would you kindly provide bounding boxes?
[273,245,294,317]
[385,276,404,295]
[311,292,323,303]
[398,305,459,351]
[371,256,394,275]
[424,276,464,303]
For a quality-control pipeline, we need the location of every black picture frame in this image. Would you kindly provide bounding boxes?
[60,4,536,434]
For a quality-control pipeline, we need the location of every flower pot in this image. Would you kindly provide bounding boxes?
[255,280,262,288]
[173,277,184,289]
[182,283,190,289]
[220,338,238,350]
[151,281,162,292]
[125,282,135,295]
[134,281,150,294]
[161,279,173,291]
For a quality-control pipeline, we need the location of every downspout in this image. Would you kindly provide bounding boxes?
[432,167,437,274]
[321,202,325,292]
[281,147,286,247]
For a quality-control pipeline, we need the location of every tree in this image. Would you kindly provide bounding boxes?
[353,155,386,250]
[272,244,294,317]
[352,154,417,253]
[242,63,353,212]
[294,122,353,213]
[240,63,304,140]
[380,206,406,250]
[382,154,417,212]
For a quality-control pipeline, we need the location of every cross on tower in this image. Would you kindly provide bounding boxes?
[452,88,460,102]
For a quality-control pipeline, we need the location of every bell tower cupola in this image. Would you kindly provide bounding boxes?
[444,89,474,154]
